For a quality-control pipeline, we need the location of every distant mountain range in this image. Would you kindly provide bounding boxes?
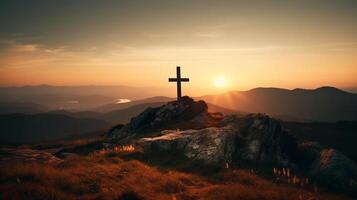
[200,86,357,122]
[1,85,356,122]
[0,85,172,100]
[0,85,172,110]
[2,86,357,123]
[95,86,357,123]
[1,86,356,144]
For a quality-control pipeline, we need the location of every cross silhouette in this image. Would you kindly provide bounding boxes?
[168,66,189,100]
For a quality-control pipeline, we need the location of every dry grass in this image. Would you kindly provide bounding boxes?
[0,150,351,200]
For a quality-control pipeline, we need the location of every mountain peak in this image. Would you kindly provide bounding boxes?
[292,86,348,94]
[315,86,345,93]
[248,87,288,92]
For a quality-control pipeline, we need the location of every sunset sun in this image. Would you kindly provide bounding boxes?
[213,77,228,88]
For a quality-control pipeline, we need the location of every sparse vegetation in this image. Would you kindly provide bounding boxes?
[0,150,351,200]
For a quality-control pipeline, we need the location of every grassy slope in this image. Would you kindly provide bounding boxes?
[0,149,350,200]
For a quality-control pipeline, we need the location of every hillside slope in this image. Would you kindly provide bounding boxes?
[0,113,111,144]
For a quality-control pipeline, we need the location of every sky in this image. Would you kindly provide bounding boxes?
[0,0,357,95]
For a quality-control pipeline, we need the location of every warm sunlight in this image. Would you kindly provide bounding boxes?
[213,77,228,88]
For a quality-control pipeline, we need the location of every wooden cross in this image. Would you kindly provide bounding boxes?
[168,66,189,100]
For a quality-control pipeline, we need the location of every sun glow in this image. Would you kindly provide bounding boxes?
[213,77,228,88]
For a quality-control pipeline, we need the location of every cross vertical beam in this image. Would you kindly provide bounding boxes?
[176,66,182,99]
[168,66,190,100]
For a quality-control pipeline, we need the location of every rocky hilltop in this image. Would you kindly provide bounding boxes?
[107,96,357,194]
[107,96,221,140]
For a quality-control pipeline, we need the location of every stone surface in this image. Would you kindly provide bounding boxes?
[309,149,357,193]
[107,96,218,140]
[138,114,295,165]
[139,126,236,164]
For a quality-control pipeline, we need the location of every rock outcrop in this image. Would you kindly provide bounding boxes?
[139,126,236,163]
[138,114,295,165]
[136,113,357,194]
[107,96,221,140]
[309,149,357,193]
[107,97,357,194]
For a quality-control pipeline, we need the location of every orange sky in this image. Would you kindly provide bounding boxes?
[1,0,357,95]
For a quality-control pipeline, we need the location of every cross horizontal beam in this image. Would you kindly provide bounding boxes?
[168,78,189,82]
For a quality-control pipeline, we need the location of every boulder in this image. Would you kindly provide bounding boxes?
[138,126,236,164]
[229,114,295,164]
[138,114,295,165]
[309,149,357,194]
[107,96,217,140]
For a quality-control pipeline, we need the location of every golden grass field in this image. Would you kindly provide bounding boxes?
[0,147,352,200]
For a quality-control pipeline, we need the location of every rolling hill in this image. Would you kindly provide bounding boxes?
[0,85,171,102]
[96,96,174,112]
[0,102,48,114]
[100,102,167,124]
[0,113,111,144]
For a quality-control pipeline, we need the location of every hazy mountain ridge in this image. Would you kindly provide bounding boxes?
[95,96,174,112]
[200,86,357,122]
[0,85,171,98]
[1,85,356,122]
[0,85,172,110]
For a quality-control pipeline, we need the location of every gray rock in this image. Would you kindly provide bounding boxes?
[309,149,357,193]
[107,96,214,140]
[138,114,293,165]
[138,126,235,164]
[231,114,293,164]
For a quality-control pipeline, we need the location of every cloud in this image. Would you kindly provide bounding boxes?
[10,44,39,52]
[194,32,221,38]
[44,46,67,53]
